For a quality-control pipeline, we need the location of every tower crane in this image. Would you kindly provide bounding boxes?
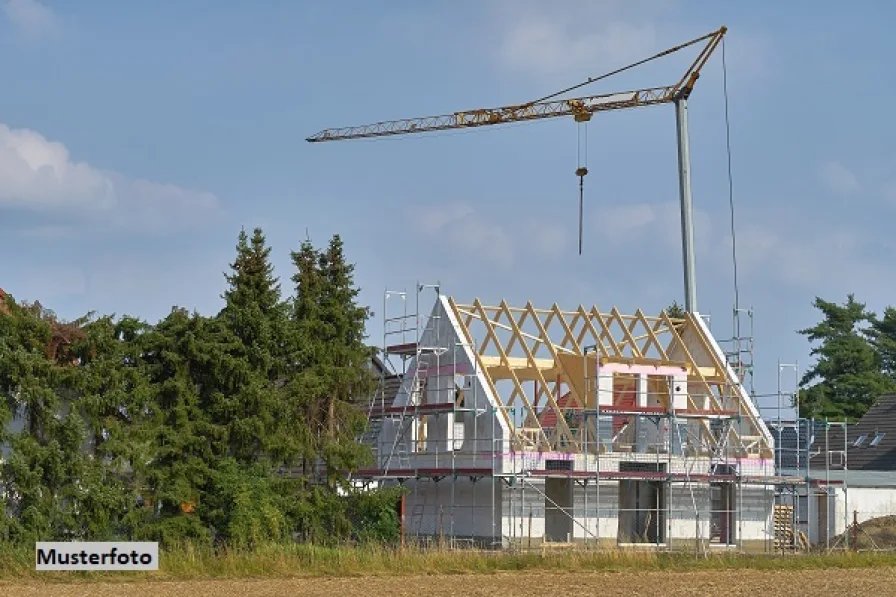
[307,26,728,314]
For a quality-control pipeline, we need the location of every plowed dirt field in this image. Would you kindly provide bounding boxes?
[3,567,895,597]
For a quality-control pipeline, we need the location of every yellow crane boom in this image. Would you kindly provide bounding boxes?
[307,86,673,142]
[306,27,726,143]
[306,26,730,315]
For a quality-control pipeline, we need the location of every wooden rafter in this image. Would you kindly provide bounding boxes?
[471,299,550,448]
[498,301,578,449]
[446,298,516,439]
[448,299,771,456]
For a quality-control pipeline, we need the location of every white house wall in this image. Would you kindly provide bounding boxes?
[828,486,896,541]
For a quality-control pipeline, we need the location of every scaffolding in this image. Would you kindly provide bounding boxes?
[765,416,851,551]
[720,306,756,399]
[353,287,813,551]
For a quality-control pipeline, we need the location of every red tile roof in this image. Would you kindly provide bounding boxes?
[539,392,573,429]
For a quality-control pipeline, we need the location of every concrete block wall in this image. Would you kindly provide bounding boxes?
[491,475,773,548]
[403,476,502,545]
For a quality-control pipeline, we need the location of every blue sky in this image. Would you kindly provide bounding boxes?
[1,1,894,418]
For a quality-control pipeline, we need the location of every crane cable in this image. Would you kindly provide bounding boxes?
[528,30,717,106]
[577,123,588,255]
[546,29,716,258]
[722,37,742,342]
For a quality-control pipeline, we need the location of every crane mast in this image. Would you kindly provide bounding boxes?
[307,27,728,314]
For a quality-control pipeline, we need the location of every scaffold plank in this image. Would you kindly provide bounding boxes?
[384,342,418,356]
[352,467,493,479]
[351,466,800,485]
[367,403,467,417]
[578,405,740,419]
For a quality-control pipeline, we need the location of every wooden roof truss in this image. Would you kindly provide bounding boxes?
[446,297,772,459]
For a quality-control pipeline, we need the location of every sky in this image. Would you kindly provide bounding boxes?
[1,0,894,420]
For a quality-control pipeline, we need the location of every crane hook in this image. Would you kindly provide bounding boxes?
[576,167,588,255]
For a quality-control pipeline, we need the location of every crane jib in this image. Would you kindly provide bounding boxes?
[306,27,725,142]
[306,86,680,142]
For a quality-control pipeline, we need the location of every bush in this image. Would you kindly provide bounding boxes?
[200,459,290,548]
[291,484,403,546]
[345,486,403,544]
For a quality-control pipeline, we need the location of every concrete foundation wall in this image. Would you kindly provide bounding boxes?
[403,466,774,549]
[500,480,772,546]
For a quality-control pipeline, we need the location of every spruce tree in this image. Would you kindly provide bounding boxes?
[663,301,686,319]
[138,307,258,544]
[70,315,157,539]
[319,235,374,480]
[221,228,289,377]
[287,235,374,484]
[869,306,896,383]
[284,238,325,476]
[219,228,290,463]
[798,295,896,420]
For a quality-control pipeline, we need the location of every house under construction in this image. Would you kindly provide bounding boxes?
[356,288,798,551]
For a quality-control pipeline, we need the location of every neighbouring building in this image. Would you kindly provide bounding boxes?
[772,395,896,547]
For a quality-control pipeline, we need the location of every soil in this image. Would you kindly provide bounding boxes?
[3,567,895,597]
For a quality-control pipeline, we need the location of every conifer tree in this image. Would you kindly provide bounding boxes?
[284,238,325,475]
[221,228,289,377]
[0,299,93,541]
[869,307,896,383]
[798,295,896,420]
[70,315,157,538]
[663,301,686,319]
[219,228,290,463]
[287,234,374,484]
[318,235,375,439]
[0,230,399,546]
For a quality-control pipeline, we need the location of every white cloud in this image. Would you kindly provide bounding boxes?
[730,223,881,291]
[0,125,115,210]
[0,123,219,232]
[819,160,860,195]
[410,203,514,269]
[595,200,712,253]
[522,219,568,259]
[486,1,774,96]
[3,0,57,38]
[493,0,663,79]
[414,203,474,235]
[600,203,657,244]
[409,204,578,269]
